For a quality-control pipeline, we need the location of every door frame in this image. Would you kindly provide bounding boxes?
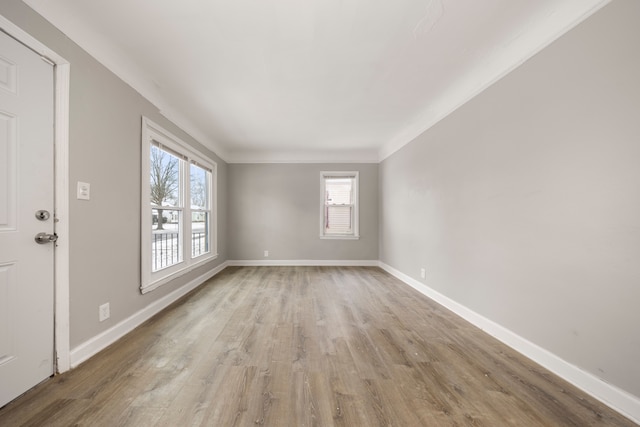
[0,15,71,373]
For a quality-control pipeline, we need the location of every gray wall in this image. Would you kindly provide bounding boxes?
[229,163,378,261]
[380,0,640,398]
[0,0,228,348]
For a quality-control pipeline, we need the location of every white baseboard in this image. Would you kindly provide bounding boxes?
[69,261,229,368]
[378,261,640,425]
[227,259,380,267]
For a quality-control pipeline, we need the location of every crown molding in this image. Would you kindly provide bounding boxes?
[226,148,379,164]
[378,0,612,162]
[21,0,229,162]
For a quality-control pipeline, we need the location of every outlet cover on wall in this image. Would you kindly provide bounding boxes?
[77,181,90,200]
[99,302,110,322]
[420,268,426,279]
[264,250,269,257]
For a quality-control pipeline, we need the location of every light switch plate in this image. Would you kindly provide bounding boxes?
[77,181,90,200]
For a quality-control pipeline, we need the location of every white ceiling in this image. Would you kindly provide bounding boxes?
[24,0,608,163]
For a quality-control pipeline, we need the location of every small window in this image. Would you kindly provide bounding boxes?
[320,171,359,239]
[141,117,217,293]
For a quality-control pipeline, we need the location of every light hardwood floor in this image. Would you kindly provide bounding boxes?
[0,266,635,426]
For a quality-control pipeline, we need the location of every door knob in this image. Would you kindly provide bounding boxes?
[34,232,58,244]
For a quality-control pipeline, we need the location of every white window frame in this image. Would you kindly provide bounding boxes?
[320,171,359,240]
[141,117,217,293]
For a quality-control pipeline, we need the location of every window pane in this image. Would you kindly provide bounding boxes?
[191,211,209,258]
[190,163,209,209]
[150,145,180,207]
[325,205,352,233]
[151,208,182,271]
[325,178,352,205]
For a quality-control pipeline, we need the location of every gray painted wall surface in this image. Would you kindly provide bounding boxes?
[0,0,228,348]
[228,163,378,261]
[380,0,640,397]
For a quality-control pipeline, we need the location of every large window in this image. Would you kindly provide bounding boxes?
[320,171,359,239]
[141,117,217,293]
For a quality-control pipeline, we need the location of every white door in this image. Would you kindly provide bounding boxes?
[0,30,55,408]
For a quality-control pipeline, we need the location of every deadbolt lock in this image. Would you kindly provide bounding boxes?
[35,210,50,221]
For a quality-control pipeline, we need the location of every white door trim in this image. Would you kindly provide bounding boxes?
[0,15,71,373]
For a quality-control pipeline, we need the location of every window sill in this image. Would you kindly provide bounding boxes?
[141,252,218,294]
[320,235,360,240]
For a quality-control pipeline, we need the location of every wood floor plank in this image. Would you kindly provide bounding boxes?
[0,266,636,426]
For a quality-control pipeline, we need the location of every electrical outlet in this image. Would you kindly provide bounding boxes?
[99,302,110,322]
[420,268,426,279]
[264,250,269,257]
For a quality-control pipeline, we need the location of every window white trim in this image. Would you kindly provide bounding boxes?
[141,117,217,293]
[320,171,359,240]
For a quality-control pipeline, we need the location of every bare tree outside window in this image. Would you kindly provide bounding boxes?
[190,166,207,209]
[150,145,179,230]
